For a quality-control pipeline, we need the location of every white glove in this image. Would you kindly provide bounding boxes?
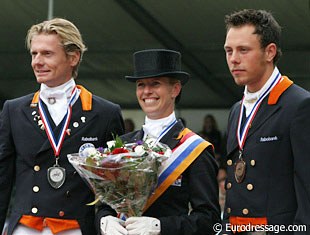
[100,215,128,235]
[125,216,161,235]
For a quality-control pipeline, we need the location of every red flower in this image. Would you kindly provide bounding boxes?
[111,147,129,154]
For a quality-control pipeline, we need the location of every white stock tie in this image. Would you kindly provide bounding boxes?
[40,89,68,126]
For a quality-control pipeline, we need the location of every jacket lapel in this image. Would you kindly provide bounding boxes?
[33,85,95,155]
[227,77,293,156]
[243,77,293,139]
[159,121,183,149]
[21,96,46,138]
[246,99,280,138]
[227,97,281,156]
[227,102,241,155]
[64,98,98,140]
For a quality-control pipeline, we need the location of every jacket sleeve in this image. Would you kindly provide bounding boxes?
[0,101,16,231]
[158,148,221,235]
[291,97,310,232]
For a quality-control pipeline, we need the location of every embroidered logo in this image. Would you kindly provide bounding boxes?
[81,137,98,142]
[260,136,279,142]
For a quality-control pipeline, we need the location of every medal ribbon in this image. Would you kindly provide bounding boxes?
[237,71,282,151]
[154,119,177,145]
[39,86,79,157]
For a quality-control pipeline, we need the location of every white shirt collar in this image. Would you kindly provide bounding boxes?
[244,67,280,103]
[243,67,280,116]
[39,78,78,126]
[40,78,76,101]
[143,112,176,139]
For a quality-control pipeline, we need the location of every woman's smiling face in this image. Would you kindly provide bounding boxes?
[136,77,181,119]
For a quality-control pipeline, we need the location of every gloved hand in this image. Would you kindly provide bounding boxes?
[125,216,161,235]
[100,215,128,235]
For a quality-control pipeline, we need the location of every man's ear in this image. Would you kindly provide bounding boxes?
[69,51,81,67]
[265,43,277,62]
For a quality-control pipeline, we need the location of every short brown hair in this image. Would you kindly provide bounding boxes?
[225,9,282,64]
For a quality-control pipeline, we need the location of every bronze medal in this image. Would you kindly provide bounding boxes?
[234,159,246,183]
[47,164,66,189]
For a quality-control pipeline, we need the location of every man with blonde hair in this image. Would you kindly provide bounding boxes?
[0,18,124,235]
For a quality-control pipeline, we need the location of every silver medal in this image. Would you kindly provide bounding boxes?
[47,158,66,189]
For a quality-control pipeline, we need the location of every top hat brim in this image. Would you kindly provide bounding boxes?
[125,71,190,85]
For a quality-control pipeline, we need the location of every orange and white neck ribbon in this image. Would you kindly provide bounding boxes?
[143,128,212,211]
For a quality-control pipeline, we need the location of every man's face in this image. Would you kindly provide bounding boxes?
[224,24,273,92]
[30,33,79,87]
[136,77,181,119]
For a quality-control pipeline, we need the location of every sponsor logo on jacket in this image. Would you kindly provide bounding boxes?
[260,136,278,142]
[81,137,98,142]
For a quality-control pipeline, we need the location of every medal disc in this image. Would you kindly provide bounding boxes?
[47,166,66,189]
[234,159,246,183]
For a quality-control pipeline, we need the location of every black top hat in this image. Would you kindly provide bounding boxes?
[125,49,190,85]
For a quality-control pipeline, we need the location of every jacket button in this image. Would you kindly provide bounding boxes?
[34,165,40,171]
[31,207,38,214]
[33,186,40,192]
[227,208,231,213]
[226,182,232,189]
[59,211,65,217]
[227,160,232,166]
[247,184,254,191]
[66,191,70,197]
[250,160,256,166]
[242,208,249,215]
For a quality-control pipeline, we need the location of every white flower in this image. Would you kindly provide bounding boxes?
[87,147,98,156]
[144,138,156,147]
[164,148,172,158]
[134,145,146,156]
[107,140,116,149]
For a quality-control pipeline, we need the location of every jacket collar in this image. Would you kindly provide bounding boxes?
[227,76,293,156]
[268,76,293,105]
[30,85,92,111]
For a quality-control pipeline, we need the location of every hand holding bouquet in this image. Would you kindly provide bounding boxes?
[68,136,171,217]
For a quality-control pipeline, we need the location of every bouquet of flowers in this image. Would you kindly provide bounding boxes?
[67,136,171,217]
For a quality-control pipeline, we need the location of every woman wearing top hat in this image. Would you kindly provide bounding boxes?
[96,49,221,235]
